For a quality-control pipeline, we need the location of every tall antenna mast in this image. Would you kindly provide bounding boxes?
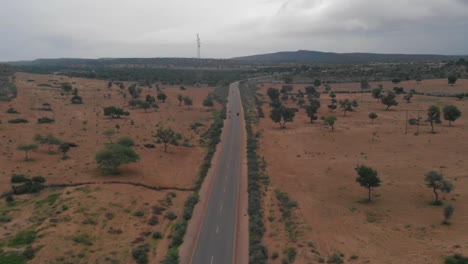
[196,33,201,59]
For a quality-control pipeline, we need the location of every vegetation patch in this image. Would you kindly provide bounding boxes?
[8,230,37,248]
[274,189,298,241]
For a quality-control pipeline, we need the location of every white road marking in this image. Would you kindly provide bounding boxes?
[220,204,223,212]
[216,226,219,234]
[224,187,226,193]
[211,256,214,264]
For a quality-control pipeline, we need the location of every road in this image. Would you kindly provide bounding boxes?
[191,82,244,264]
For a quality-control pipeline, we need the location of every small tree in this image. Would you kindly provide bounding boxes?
[140,101,150,112]
[443,204,454,225]
[322,115,337,131]
[17,144,38,161]
[103,129,116,143]
[371,86,383,102]
[95,142,139,174]
[313,79,322,88]
[183,96,193,107]
[328,92,337,112]
[443,105,461,127]
[305,99,320,123]
[203,98,214,107]
[424,171,453,205]
[448,75,457,86]
[403,93,413,103]
[157,92,167,103]
[116,137,135,147]
[369,112,378,124]
[59,143,70,159]
[381,91,398,111]
[270,106,297,128]
[426,105,441,133]
[34,134,61,152]
[360,79,370,90]
[61,83,72,93]
[355,165,381,202]
[267,88,280,101]
[339,99,358,116]
[103,106,129,119]
[177,94,184,106]
[154,127,176,152]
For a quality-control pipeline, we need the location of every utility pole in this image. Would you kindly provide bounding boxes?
[196,33,201,59]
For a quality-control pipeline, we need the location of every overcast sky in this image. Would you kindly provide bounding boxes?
[1,0,468,61]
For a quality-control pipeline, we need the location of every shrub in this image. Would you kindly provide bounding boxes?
[132,244,149,264]
[165,211,177,221]
[37,117,55,124]
[11,174,29,183]
[8,118,28,124]
[327,252,344,264]
[152,231,162,239]
[6,107,19,114]
[8,230,37,247]
[445,254,468,264]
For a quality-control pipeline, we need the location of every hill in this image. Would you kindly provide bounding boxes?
[232,50,466,64]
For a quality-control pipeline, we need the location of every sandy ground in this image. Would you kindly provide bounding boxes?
[0,72,217,192]
[0,72,218,263]
[256,80,468,263]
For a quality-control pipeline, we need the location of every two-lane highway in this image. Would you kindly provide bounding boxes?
[191,82,244,264]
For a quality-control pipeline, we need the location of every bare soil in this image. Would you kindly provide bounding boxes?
[257,80,468,263]
[0,72,217,263]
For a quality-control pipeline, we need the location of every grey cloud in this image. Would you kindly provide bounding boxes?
[1,0,467,61]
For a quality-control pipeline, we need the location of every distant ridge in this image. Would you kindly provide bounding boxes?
[232,50,466,64]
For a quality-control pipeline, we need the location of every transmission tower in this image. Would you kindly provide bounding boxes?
[196,33,201,59]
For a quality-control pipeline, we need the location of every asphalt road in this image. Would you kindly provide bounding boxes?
[191,82,243,264]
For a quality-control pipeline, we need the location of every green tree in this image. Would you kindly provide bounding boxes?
[443,105,461,127]
[424,171,454,204]
[339,99,358,116]
[103,129,116,143]
[426,105,441,133]
[380,91,398,111]
[267,88,280,101]
[443,204,454,225]
[95,142,140,174]
[116,137,135,147]
[328,92,337,112]
[157,92,167,102]
[270,106,297,128]
[177,94,184,106]
[61,83,72,93]
[313,79,322,88]
[322,115,337,131]
[371,85,383,101]
[59,143,70,159]
[360,79,370,90]
[203,98,214,107]
[448,75,457,86]
[154,127,176,152]
[103,106,129,119]
[355,165,381,202]
[183,96,193,107]
[140,101,150,112]
[17,144,38,161]
[369,112,378,124]
[34,134,61,152]
[305,99,320,123]
[403,93,413,103]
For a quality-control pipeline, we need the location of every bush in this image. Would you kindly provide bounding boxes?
[152,231,162,239]
[37,117,55,124]
[143,143,155,148]
[8,118,28,124]
[6,107,19,114]
[8,230,37,247]
[445,254,468,264]
[327,252,344,264]
[11,174,29,183]
[165,211,177,221]
[132,244,149,264]
[133,211,145,217]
